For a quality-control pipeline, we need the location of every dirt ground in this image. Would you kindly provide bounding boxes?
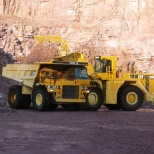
[0,107,154,154]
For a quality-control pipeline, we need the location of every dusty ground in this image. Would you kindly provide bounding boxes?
[0,107,154,154]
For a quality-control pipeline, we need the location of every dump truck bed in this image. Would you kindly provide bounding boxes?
[2,64,40,88]
[2,61,88,88]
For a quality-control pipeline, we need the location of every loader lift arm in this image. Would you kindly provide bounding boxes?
[34,35,69,56]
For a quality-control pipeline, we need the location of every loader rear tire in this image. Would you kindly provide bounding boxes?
[118,85,143,111]
[8,85,23,109]
[32,86,48,111]
[86,88,103,111]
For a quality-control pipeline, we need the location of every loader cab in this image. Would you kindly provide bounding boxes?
[95,58,112,73]
[94,56,118,78]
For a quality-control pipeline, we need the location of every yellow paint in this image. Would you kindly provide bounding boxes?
[105,80,124,104]
[22,85,32,95]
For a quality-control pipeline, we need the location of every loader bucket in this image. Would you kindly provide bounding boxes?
[34,35,69,56]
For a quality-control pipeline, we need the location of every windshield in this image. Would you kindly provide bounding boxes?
[94,59,102,72]
[75,67,88,79]
[94,58,112,73]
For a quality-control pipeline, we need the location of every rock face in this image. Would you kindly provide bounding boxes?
[1,0,154,72]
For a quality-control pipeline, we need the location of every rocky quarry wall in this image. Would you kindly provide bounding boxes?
[1,0,154,72]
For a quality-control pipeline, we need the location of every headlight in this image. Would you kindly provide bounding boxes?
[86,90,90,93]
[81,86,88,90]
[47,85,57,91]
[51,86,57,90]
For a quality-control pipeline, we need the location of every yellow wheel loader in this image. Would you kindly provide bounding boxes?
[91,56,154,111]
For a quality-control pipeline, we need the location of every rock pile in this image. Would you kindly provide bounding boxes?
[0,49,14,67]
[20,42,59,64]
[0,21,36,60]
[0,66,16,106]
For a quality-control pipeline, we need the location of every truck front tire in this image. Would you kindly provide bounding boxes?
[32,86,48,111]
[86,88,103,111]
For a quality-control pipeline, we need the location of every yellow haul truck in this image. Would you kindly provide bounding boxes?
[2,60,103,111]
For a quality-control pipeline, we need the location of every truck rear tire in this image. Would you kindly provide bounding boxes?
[8,85,23,109]
[86,88,103,111]
[32,86,48,111]
[118,85,143,111]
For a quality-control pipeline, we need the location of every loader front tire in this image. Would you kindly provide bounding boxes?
[118,85,143,111]
[32,86,48,111]
[86,88,103,111]
[8,85,23,109]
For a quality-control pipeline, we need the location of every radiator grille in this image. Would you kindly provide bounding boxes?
[62,86,79,99]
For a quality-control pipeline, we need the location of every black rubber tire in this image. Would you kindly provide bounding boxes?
[8,85,23,109]
[62,104,81,111]
[118,85,143,111]
[32,86,48,111]
[22,95,31,109]
[86,88,103,111]
[105,104,121,110]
